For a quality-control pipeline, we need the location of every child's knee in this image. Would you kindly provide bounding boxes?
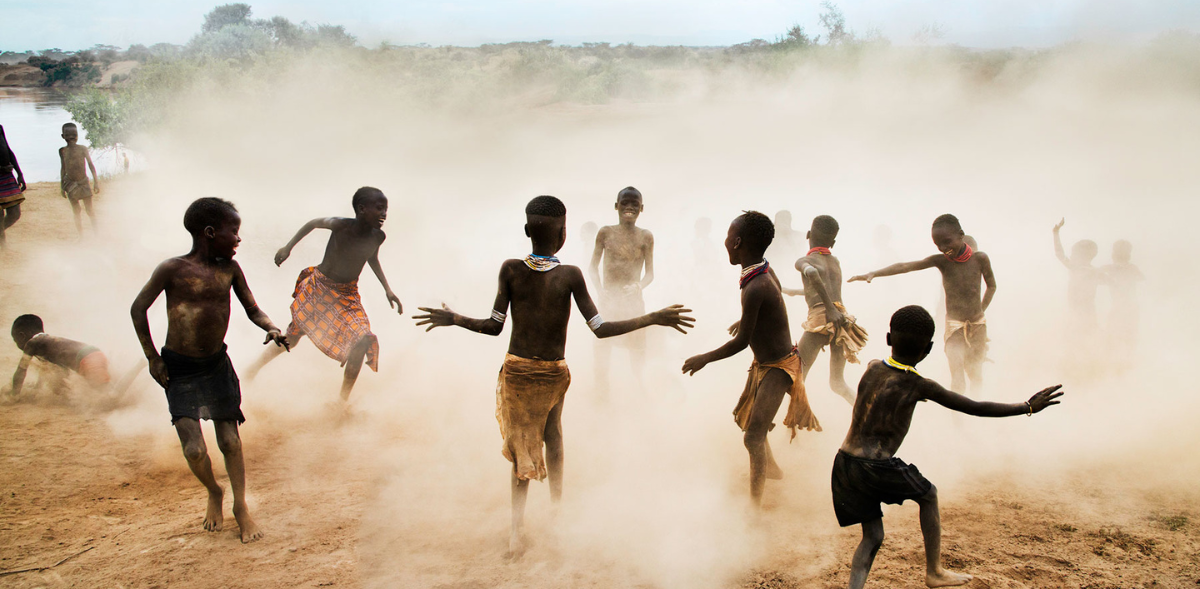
[216,431,242,455]
[355,333,377,351]
[862,521,885,546]
[181,442,208,463]
[743,428,767,450]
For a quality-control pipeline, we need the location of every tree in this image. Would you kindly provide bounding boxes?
[65,89,127,148]
[315,24,356,47]
[202,3,253,34]
[818,1,854,45]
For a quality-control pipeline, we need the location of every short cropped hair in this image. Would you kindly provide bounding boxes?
[11,314,44,338]
[932,214,962,232]
[736,210,775,255]
[811,215,839,245]
[526,195,567,218]
[1074,239,1098,259]
[352,186,385,212]
[889,305,936,355]
[617,186,642,202]
[183,197,238,236]
[62,122,78,132]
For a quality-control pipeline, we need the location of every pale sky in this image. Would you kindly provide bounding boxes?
[3,0,1199,51]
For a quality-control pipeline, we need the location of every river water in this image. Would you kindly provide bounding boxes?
[0,87,131,183]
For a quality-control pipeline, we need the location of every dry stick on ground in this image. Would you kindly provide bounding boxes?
[0,546,95,577]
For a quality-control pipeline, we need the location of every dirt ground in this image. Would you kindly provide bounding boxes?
[1,182,1199,589]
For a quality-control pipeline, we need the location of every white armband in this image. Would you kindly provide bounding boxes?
[490,309,507,324]
[587,314,605,332]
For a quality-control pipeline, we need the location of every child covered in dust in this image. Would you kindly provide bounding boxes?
[414,195,692,558]
[849,215,996,394]
[1052,218,1105,338]
[131,197,289,543]
[833,305,1063,589]
[588,186,655,393]
[6,314,110,397]
[0,125,27,247]
[58,123,99,235]
[1104,239,1143,357]
[786,215,867,404]
[682,211,821,507]
[244,187,402,401]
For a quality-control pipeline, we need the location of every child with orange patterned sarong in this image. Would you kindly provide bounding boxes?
[244,187,402,401]
[415,195,693,559]
[684,211,820,508]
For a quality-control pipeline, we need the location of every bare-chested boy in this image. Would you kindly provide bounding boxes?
[1052,218,1105,338]
[787,215,867,404]
[849,214,995,394]
[7,314,110,397]
[588,186,654,393]
[58,123,99,235]
[131,197,289,543]
[414,195,692,557]
[1104,239,1143,356]
[682,211,821,507]
[833,305,1062,589]
[244,187,401,401]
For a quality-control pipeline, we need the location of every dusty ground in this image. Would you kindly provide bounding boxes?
[1,182,1198,589]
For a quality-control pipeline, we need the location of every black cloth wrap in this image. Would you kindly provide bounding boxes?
[831,450,932,527]
[162,345,244,424]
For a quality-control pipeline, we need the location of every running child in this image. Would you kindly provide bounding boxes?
[849,214,996,394]
[682,211,821,507]
[832,305,1062,588]
[1052,218,1105,337]
[58,123,99,235]
[414,195,692,558]
[0,125,27,247]
[244,186,402,401]
[130,197,288,543]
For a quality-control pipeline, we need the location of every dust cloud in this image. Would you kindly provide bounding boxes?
[8,39,1200,587]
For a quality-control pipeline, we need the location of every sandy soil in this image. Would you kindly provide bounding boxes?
[1,182,1198,589]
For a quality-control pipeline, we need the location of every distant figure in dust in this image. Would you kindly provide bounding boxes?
[683,211,821,508]
[130,197,289,543]
[849,214,996,395]
[58,123,99,235]
[122,151,130,174]
[833,305,1063,589]
[244,187,402,401]
[1052,218,1105,339]
[579,220,598,260]
[414,195,693,558]
[691,217,716,267]
[0,125,27,247]
[588,186,655,395]
[785,215,868,404]
[872,224,899,267]
[766,209,803,264]
[1104,239,1143,357]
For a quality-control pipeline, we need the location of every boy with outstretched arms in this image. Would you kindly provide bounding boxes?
[849,214,995,394]
[244,187,401,401]
[682,211,822,507]
[787,215,868,404]
[131,197,289,543]
[414,195,692,557]
[7,314,111,396]
[834,305,1062,589]
[588,186,655,393]
[58,123,99,235]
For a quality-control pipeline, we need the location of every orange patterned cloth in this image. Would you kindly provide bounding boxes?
[733,349,821,440]
[285,266,378,371]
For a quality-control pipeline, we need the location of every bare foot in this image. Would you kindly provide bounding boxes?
[926,569,972,587]
[203,488,224,532]
[233,503,263,543]
[765,458,784,480]
[504,532,527,561]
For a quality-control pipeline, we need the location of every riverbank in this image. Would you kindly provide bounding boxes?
[0,60,139,88]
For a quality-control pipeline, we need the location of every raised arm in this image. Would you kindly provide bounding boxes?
[367,239,402,314]
[58,148,66,197]
[130,261,172,387]
[640,231,655,290]
[414,264,511,336]
[274,217,338,266]
[682,286,763,375]
[8,354,31,397]
[848,255,940,283]
[8,147,25,191]
[588,229,606,290]
[797,258,844,325]
[922,380,1063,417]
[979,252,997,312]
[232,262,288,349]
[569,266,691,338]
[1052,218,1070,268]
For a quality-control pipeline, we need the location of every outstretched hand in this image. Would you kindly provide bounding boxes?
[264,329,290,351]
[274,247,291,267]
[681,354,709,375]
[386,290,403,315]
[1027,385,1064,413]
[149,356,169,389]
[727,320,741,336]
[414,304,457,332]
[1053,218,1065,232]
[847,273,874,283]
[651,304,695,334]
